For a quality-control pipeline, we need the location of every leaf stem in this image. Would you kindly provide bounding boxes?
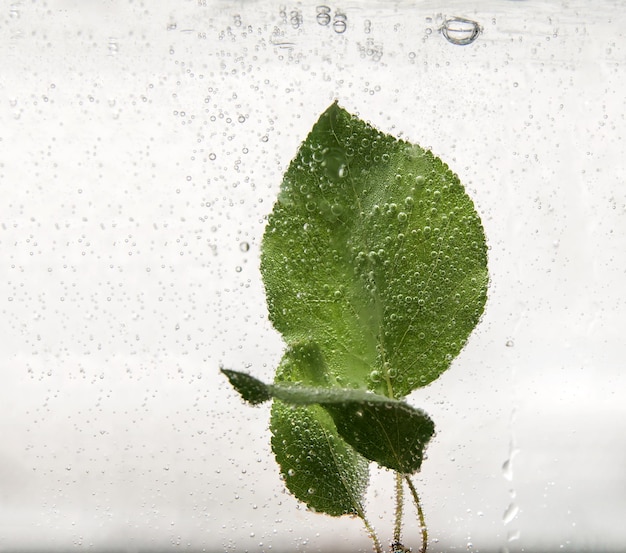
[405,475,428,553]
[393,471,404,544]
[361,514,383,553]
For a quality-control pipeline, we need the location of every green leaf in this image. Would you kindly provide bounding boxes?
[323,400,434,474]
[221,364,435,473]
[260,102,488,397]
[270,344,369,517]
[223,364,411,408]
[270,401,369,517]
[223,346,370,517]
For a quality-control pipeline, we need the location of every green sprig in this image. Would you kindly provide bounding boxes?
[223,102,488,552]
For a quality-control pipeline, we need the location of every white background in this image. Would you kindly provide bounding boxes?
[1,1,625,551]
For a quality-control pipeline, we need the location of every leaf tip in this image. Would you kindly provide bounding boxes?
[221,368,272,406]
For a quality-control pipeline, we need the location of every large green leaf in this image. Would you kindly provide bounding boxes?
[260,102,488,398]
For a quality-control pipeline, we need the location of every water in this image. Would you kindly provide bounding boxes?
[1,1,625,552]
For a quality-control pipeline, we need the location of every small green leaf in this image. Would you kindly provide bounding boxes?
[271,345,368,517]
[260,102,488,397]
[324,400,434,474]
[270,400,369,517]
[221,365,435,473]
[224,355,368,517]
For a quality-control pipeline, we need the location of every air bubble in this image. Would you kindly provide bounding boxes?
[321,147,348,179]
[239,242,250,252]
[441,17,482,46]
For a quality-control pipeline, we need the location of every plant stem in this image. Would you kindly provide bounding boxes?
[393,472,404,544]
[405,476,428,553]
[361,515,383,553]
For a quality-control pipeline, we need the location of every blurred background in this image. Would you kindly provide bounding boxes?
[1,1,625,551]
